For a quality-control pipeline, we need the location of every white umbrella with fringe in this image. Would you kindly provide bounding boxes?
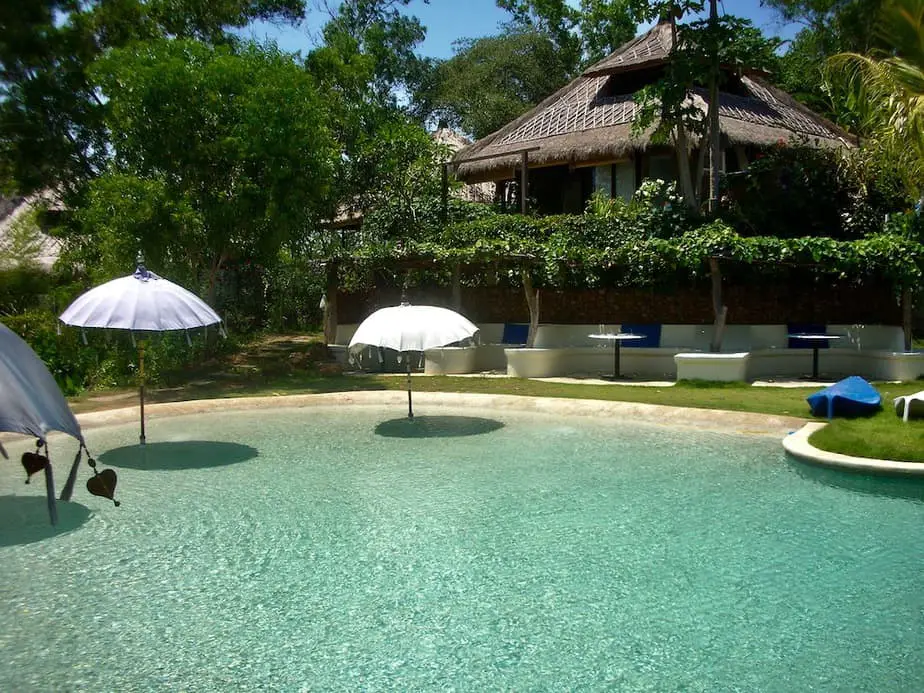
[60,264,224,444]
[349,303,478,418]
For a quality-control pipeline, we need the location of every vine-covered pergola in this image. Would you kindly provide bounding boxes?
[322,216,923,351]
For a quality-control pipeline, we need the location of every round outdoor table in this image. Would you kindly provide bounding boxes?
[589,333,644,379]
[788,334,841,379]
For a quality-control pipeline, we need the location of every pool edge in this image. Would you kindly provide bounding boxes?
[71,391,802,439]
[784,422,924,475]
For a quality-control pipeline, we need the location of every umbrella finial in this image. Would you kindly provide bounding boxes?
[135,250,152,280]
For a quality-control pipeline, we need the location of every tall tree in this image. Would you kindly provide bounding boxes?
[307,0,433,222]
[497,0,638,69]
[764,0,886,121]
[826,0,924,196]
[413,31,572,139]
[79,40,334,300]
[0,0,307,199]
[633,3,780,210]
[412,1,637,138]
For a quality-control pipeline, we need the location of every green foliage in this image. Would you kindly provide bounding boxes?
[0,0,308,198]
[263,252,325,333]
[497,0,638,69]
[318,0,429,104]
[75,174,204,285]
[86,40,335,296]
[0,208,45,270]
[720,144,910,239]
[824,0,924,197]
[415,1,637,138]
[413,31,572,139]
[343,196,924,292]
[4,307,239,395]
[0,267,54,314]
[2,310,100,395]
[634,13,781,146]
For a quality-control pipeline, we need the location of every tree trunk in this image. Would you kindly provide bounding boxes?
[522,268,540,348]
[709,256,727,352]
[669,14,699,212]
[708,0,721,212]
[206,250,228,307]
[902,285,913,351]
[323,260,339,347]
[674,129,698,211]
[451,262,462,312]
[694,132,709,202]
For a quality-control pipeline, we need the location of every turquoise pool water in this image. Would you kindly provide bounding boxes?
[1,405,922,691]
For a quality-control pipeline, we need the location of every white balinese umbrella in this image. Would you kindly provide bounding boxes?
[0,322,91,523]
[60,265,223,444]
[349,303,478,418]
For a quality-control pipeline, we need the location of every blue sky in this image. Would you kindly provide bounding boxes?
[241,0,804,59]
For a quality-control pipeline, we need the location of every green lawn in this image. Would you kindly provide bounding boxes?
[69,334,924,463]
[809,410,924,463]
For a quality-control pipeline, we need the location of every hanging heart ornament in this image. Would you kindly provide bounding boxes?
[21,452,48,483]
[87,469,121,506]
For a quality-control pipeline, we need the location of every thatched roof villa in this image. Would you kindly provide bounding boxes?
[451,20,853,215]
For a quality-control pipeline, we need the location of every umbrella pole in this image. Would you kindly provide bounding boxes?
[138,341,147,445]
[406,354,413,419]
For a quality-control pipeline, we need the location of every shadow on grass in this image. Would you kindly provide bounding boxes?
[788,458,924,503]
[0,496,92,546]
[99,441,259,471]
[375,415,505,439]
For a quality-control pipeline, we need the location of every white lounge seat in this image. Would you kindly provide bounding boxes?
[893,391,924,422]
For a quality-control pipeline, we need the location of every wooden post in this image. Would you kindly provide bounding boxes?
[734,145,749,169]
[902,286,913,351]
[708,257,727,352]
[406,355,414,419]
[441,163,449,222]
[520,150,529,214]
[138,340,146,445]
[451,262,462,312]
[522,268,540,347]
[323,260,339,347]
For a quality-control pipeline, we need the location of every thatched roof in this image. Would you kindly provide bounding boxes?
[453,22,853,183]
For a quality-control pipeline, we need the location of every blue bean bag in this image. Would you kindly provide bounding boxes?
[806,376,881,419]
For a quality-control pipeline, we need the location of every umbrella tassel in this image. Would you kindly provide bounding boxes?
[186,330,192,347]
[130,331,136,348]
[59,444,83,501]
[81,329,87,345]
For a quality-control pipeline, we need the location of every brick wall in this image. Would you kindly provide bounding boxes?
[338,280,902,325]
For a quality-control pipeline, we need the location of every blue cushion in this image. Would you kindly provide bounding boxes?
[619,323,661,348]
[787,323,828,349]
[501,323,530,345]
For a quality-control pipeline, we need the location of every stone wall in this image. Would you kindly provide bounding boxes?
[338,281,903,326]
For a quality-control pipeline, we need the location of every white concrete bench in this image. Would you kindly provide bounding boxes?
[505,346,682,379]
[674,352,750,381]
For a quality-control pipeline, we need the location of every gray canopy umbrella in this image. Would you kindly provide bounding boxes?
[0,322,101,524]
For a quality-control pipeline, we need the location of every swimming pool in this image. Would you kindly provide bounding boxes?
[1,402,922,691]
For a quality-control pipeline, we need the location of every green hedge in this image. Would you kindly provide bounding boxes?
[3,309,237,396]
[339,212,924,290]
